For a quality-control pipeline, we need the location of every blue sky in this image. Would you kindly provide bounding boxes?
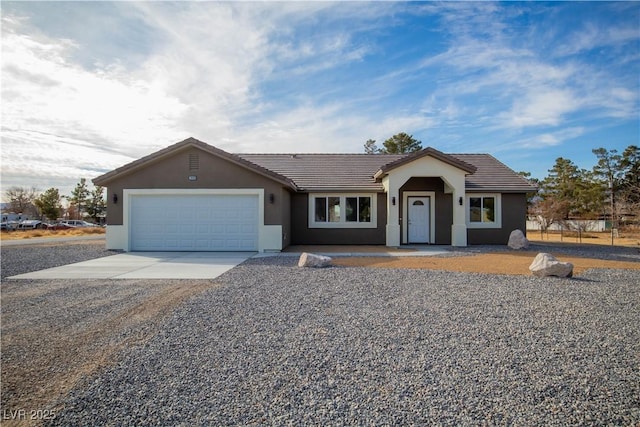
[1,1,638,200]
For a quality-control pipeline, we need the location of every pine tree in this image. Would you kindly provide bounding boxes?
[69,178,91,220]
[85,186,106,223]
[35,188,62,220]
[380,132,422,154]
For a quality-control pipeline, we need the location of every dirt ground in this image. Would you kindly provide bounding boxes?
[334,252,640,276]
[291,235,640,276]
[1,279,218,427]
[1,228,105,240]
[528,230,640,247]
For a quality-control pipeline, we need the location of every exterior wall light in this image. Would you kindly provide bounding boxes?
[269,193,275,204]
[459,196,463,206]
[113,193,118,204]
[392,196,396,206]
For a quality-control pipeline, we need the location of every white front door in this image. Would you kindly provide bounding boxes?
[408,197,430,243]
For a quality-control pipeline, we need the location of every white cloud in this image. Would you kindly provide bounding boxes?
[409,3,639,137]
[503,89,578,128]
[1,2,637,201]
[556,22,640,56]
[227,102,431,154]
[517,127,586,148]
[0,2,415,200]
[1,15,189,149]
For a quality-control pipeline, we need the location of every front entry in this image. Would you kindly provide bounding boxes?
[408,197,430,243]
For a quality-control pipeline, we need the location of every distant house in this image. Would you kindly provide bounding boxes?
[1,212,30,223]
[93,138,536,252]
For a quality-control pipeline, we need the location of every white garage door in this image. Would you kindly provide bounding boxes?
[130,194,259,251]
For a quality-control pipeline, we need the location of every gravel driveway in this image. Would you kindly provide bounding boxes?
[2,242,639,425]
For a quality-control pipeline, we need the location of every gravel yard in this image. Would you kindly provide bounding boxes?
[1,242,639,425]
[1,240,113,279]
[1,242,220,426]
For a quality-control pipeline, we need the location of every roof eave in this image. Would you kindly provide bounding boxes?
[373,169,385,180]
[377,147,477,175]
[93,137,297,190]
[465,187,539,193]
[299,187,385,193]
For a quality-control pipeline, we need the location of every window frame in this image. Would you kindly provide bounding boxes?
[308,193,377,229]
[466,193,502,229]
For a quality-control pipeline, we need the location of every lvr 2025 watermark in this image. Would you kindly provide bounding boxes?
[2,409,56,421]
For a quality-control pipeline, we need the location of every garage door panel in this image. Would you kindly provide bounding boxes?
[226,224,240,233]
[180,224,195,234]
[131,194,259,251]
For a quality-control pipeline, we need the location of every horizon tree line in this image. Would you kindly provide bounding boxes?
[528,145,639,234]
[3,178,106,223]
[4,140,638,230]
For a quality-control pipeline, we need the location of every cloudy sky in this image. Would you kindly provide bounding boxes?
[1,1,639,200]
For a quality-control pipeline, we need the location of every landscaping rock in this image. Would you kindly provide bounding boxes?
[508,229,529,249]
[297,252,332,268]
[529,252,573,277]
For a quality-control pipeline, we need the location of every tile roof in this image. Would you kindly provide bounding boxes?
[452,154,537,192]
[94,137,536,193]
[239,153,404,191]
[240,152,537,193]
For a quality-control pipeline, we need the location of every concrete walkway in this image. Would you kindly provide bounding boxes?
[265,245,452,257]
[7,245,453,280]
[9,252,255,280]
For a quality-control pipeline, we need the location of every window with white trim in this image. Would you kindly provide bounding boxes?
[310,194,376,228]
[466,194,501,228]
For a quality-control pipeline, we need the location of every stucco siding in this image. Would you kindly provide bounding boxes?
[399,177,453,245]
[435,194,453,245]
[280,189,292,248]
[467,193,528,244]
[104,147,286,226]
[291,193,387,245]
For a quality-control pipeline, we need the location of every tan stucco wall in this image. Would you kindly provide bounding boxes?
[104,146,287,227]
[383,156,468,246]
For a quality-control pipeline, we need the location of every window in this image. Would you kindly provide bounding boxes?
[315,197,327,222]
[346,197,371,223]
[310,194,376,228]
[467,194,501,228]
[469,196,495,223]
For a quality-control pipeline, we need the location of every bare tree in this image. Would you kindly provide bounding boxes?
[4,186,39,217]
[531,197,570,239]
[364,139,379,154]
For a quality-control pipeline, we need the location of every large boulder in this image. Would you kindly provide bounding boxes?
[529,253,573,278]
[508,229,529,249]
[298,252,332,268]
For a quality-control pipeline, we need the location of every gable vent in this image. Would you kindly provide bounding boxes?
[189,153,199,170]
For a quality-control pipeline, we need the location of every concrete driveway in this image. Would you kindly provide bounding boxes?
[8,252,255,280]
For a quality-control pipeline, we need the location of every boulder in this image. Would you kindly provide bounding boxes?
[508,229,529,249]
[529,253,573,278]
[298,252,332,268]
